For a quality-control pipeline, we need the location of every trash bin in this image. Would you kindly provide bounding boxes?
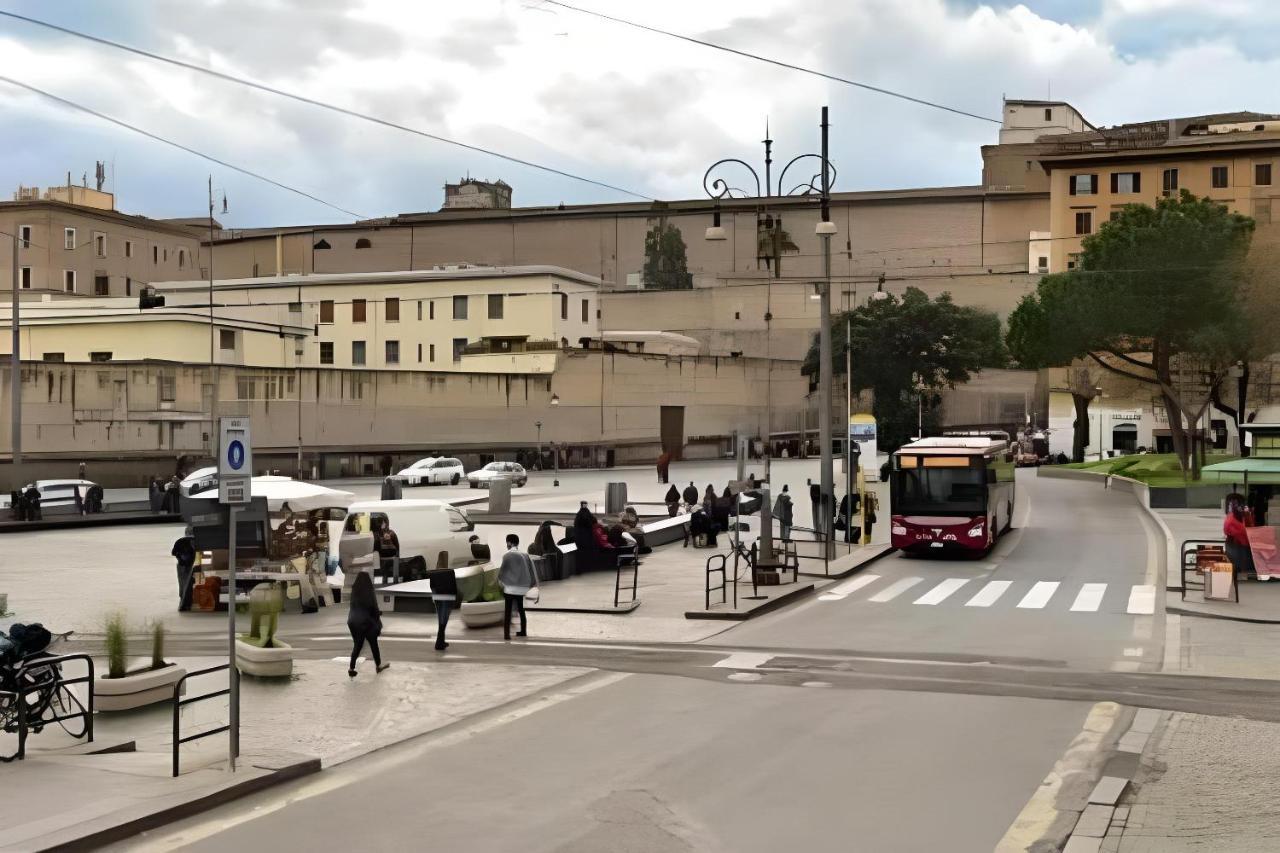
[380,477,403,501]
[488,478,512,513]
[605,482,628,515]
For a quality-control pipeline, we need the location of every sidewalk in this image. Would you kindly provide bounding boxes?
[0,656,589,851]
[1158,507,1280,622]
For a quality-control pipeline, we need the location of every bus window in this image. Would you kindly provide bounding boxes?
[891,467,988,515]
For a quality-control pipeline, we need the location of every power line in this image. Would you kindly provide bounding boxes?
[540,1,1002,125]
[0,10,654,202]
[0,75,366,219]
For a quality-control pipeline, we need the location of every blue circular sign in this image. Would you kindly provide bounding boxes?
[227,440,245,471]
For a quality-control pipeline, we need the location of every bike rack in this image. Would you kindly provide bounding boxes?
[172,663,238,777]
[1179,538,1226,599]
[705,553,729,609]
[0,653,95,763]
[614,546,640,608]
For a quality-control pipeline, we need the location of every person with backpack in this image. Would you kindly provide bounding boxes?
[172,530,198,611]
[428,564,458,651]
[498,533,538,641]
[346,572,389,677]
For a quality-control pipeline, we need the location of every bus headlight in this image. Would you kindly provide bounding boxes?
[967,522,985,538]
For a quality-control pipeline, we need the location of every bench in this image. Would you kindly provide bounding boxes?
[641,513,691,547]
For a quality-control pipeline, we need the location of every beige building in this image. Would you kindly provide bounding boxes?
[152,266,602,373]
[1,183,204,299]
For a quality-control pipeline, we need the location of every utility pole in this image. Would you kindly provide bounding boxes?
[208,176,217,455]
[817,106,835,557]
[10,230,20,469]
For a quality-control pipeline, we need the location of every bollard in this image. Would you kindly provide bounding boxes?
[380,477,403,501]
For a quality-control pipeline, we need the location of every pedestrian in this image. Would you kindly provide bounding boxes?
[665,484,680,517]
[8,490,21,522]
[656,450,671,484]
[681,481,698,511]
[78,461,86,480]
[23,484,41,520]
[149,478,163,514]
[346,572,389,677]
[428,563,458,650]
[703,483,717,509]
[1224,495,1256,581]
[498,533,538,640]
[172,528,197,611]
[774,485,794,541]
[864,490,879,543]
[838,490,861,544]
[809,481,821,535]
[372,515,400,582]
[163,476,180,513]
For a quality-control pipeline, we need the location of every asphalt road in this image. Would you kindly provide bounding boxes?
[116,471,1167,852]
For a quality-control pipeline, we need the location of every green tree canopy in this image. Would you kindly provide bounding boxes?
[642,220,692,290]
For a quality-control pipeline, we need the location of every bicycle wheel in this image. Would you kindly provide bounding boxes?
[49,683,88,739]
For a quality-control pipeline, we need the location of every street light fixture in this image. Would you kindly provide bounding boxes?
[705,204,727,241]
[549,394,560,486]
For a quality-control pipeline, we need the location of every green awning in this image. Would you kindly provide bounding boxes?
[1201,457,1280,485]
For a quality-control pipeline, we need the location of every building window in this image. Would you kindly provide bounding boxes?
[1036,256,1048,272]
[63,270,76,292]
[319,300,334,324]
[1068,174,1097,195]
[1111,172,1140,194]
[488,294,504,319]
[355,238,372,249]
[94,233,106,257]
[159,374,176,403]
[94,275,109,296]
[153,245,159,264]
[1212,165,1229,188]
[452,338,467,361]
[1257,163,1272,186]
[417,300,423,321]
[320,342,334,364]
[1044,107,1052,121]
[19,267,31,289]
[125,277,132,296]
[352,299,366,323]
[163,248,168,262]
[560,293,568,320]
[1162,168,1179,196]
[125,240,133,258]
[581,298,589,322]
[429,300,435,320]
[220,329,236,350]
[64,228,76,250]
[177,248,186,268]
[429,344,436,362]
[385,297,399,322]
[1067,254,1079,270]
[1074,211,1092,235]
[18,225,31,249]
[453,294,468,320]
[89,352,112,362]
[236,377,255,400]
[43,353,64,363]
[352,340,366,365]
[417,343,423,363]
[288,301,302,313]
[385,340,400,364]
[313,238,331,250]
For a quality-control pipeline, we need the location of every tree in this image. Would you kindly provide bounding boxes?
[641,219,692,290]
[1007,191,1255,476]
[803,288,1009,452]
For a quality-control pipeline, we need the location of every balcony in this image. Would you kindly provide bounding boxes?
[460,338,562,356]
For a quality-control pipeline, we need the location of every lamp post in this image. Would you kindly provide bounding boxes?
[549,394,560,487]
[9,229,20,472]
[535,420,543,471]
[703,106,840,557]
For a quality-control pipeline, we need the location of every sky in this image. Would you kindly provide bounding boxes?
[0,0,1277,227]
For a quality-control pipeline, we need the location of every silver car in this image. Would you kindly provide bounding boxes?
[466,461,527,489]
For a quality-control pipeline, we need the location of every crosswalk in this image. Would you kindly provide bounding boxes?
[819,575,1156,615]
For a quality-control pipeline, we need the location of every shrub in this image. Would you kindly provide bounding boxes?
[150,620,166,669]
[104,612,127,679]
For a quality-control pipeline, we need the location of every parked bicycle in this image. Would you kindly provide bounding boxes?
[0,628,90,760]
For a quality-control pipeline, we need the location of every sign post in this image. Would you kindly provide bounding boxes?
[218,417,251,770]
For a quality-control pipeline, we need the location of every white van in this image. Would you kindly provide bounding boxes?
[2,479,99,509]
[338,499,477,577]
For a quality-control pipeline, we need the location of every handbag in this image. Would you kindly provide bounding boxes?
[525,586,541,604]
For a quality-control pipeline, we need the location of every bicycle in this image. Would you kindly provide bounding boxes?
[0,631,88,748]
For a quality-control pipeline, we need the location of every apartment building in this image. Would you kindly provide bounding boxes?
[153,265,602,373]
[1,184,203,299]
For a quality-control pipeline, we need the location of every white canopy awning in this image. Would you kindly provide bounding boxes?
[181,468,355,512]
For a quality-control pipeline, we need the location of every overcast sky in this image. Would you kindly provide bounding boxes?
[0,0,1276,227]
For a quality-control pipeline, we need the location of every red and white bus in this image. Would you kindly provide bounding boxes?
[888,436,1016,555]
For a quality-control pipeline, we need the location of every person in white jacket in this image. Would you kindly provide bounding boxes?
[498,533,538,640]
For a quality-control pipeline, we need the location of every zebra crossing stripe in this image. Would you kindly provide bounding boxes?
[1127,585,1156,615]
[1070,583,1107,612]
[1017,581,1059,609]
[868,577,924,603]
[914,578,970,606]
[833,574,882,597]
[965,580,1012,607]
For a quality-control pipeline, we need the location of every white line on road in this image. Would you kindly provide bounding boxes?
[868,576,924,602]
[965,580,1012,607]
[1070,583,1107,612]
[1127,584,1156,615]
[1017,581,1060,609]
[831,574,882,597]
[913,578,970,605]
[712,652,772,670]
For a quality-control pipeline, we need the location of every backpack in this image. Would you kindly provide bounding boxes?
[7,622,52,658]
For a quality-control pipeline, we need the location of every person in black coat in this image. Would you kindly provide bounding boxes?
[347,572,389,676]
[809,481,821,535]
[428,565,458,651]
[665,485,680,517]
[172,531,198,611]
[681,482,699,508]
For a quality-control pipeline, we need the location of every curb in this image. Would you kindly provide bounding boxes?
[683,582,816,621]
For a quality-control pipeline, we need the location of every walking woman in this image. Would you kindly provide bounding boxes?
[1224,494,1256,581]
[428,563,458,651]
[347,572,389,677]
[499,533,538,640]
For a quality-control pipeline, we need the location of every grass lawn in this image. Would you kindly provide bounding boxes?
[1060,453,1236,487]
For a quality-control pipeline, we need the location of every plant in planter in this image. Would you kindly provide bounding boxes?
[94,612,187,712]
[235,583,294,677]
[460,566,506,628]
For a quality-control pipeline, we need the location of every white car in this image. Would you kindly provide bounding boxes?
[339,499,478,576]
[467,461,528,489]
[2,479,99,509]
[396,457,464,486]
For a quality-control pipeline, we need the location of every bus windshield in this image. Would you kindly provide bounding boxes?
[891,467,988,515]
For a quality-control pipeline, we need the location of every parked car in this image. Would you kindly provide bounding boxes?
[0,479,99,509]
[396,457,464,486]
[338,499,478,578]
[467,461,527,489]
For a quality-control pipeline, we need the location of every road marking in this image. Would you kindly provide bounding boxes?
[868,576,924,602]
[801,681,831,688]
[712,652,771,670]
[727,672,763,682]
[1070,583,1107,612]
[913,578,970,605]
[819,574,882,601]
[1017,581,1059,609]
[1127,584,1156,615]
[965,580,1012,607]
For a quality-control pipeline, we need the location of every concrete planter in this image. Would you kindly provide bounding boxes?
[94,663,186,712]
[235,638,294,678]
[460,600,505,628]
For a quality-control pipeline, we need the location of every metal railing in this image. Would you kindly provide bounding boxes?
[1178,538,1226,599]
[614,546,640,608]
[172,663,238,777]
[0,653,95,763]
[460,339,562,356]
[705,553,729,609]
[788,524,855,577]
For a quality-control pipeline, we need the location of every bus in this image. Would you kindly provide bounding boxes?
[888,436,1016,555]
